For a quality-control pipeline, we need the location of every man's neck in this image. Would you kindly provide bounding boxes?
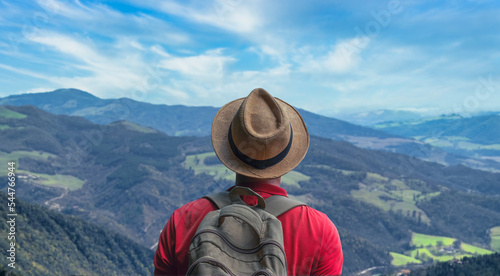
[235,174,281,187]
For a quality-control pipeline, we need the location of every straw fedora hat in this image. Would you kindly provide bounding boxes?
[211,88,309,179]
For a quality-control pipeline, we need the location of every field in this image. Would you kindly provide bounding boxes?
[351,173,437,224]
[306,165,438,224]
[490,226,500,252]
[411,233,455,247]
[113,121,157,133]
[0,151,57,172]
[182,152,310,187]
[391,232,494,266]
[280,171,310,188]
[461,243,494,255]
[17,170,85,191]
[0,150,84,190]
[183,152,234,181]
[390,252,421,266]
[0,106,27,119]
[408,248,470,263]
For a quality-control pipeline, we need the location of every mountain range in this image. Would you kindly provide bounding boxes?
[1,88,499,172]
[374,114,500,165]
[337,109,425,126]
[1,102,499,275]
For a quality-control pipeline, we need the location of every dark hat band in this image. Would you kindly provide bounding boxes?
[228,123,293,170]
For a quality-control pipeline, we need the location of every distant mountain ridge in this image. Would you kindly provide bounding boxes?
[374,114,500,166]
[338,109,425,126]
[374,113,500,144]
[0,88,216,136]
[2,88,498,172]
[0,88,396,139]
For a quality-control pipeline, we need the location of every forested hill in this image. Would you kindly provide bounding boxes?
[1,104,499,274]
[0,191,154,276]
[0,105,391,274]
[409,253,500,275]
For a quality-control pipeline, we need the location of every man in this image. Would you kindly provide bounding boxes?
[154,88,343,275]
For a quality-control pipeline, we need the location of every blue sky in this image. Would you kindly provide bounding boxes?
[0,0,499,117]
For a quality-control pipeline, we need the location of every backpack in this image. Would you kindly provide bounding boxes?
[186,186,306,276]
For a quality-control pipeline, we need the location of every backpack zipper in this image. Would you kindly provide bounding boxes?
[186,256,236,276]
[192,229,286,257]
[186,256,275,276]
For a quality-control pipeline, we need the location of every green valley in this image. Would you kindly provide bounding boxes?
[390,232,495,266]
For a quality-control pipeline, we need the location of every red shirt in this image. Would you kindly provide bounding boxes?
[154,182,343,276]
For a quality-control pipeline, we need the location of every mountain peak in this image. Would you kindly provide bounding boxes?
[49,88,100,99]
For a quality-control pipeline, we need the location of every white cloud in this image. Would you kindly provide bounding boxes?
[21,31,158,99]
[158,49,236,78]
[34,0,190,45]
[297,38,364,74]
[29,32,101,64]
[154,1,262,34]
[0,63,49,80]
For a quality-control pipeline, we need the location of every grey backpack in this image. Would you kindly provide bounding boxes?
[186,186,305,276]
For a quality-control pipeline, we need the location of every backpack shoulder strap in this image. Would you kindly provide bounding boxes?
[204,192,231,209]
[264,195,307,217]
[204,192,307,217]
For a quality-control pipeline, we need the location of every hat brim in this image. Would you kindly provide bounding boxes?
[211,97,309,179]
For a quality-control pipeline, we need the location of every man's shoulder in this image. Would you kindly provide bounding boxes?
[288,202,329,217]
[173,197,217,216]
[281,203,335,227]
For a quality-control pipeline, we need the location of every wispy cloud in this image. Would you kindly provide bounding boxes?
[158,49,236,78]
[0,0,499,115]
[137,0,263,34]
[0,63,49,80]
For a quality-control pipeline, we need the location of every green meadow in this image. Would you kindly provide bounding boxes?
[390,252,421,266]
[0,151,57,172]
[0,106,27,119]
[114,121,157,133]
[391,232,494,266]
[351,173,436,224]
[0,150,84,190]
[489,226,500,252]
[411,233,455,247]
[183,152,234,181]
[17,170,85,191]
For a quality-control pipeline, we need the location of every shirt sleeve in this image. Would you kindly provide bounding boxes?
[154,213,177,276]
[313,216,343,276]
